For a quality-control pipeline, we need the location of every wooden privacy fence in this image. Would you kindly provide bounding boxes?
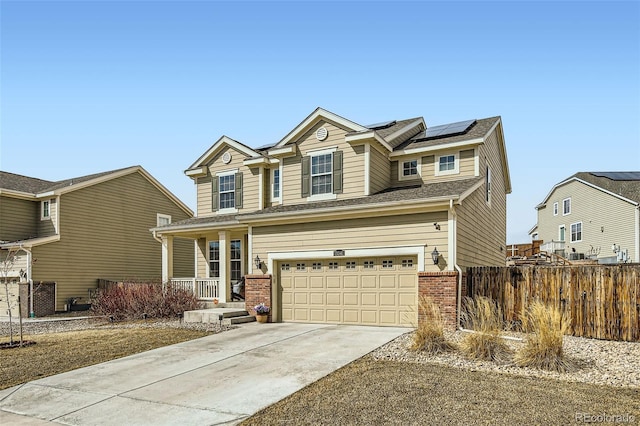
[466,265,640,341]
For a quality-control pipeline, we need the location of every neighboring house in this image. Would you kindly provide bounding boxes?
[530,172,640,263]
[153,107,511,326]
[0,166,194,314]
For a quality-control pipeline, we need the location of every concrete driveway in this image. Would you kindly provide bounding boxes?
[0,322,409,425]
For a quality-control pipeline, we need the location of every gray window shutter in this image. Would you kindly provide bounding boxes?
[301,156,310,197]
[333,150,343,194]
[211,176,219,212]
[235,172,243,209]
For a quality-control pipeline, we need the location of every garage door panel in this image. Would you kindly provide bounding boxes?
[280,257,417,327]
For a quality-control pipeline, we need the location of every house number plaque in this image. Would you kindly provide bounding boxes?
[333,250,345,256]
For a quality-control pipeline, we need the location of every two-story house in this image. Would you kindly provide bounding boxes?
[0,166,194,315]
[153,107,511,326]
[530,172,640,263]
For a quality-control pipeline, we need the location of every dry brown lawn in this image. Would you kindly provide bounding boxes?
[0,327,211,390]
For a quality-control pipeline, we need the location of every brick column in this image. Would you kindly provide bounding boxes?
[418,271,458,331]
[244,274,272,322]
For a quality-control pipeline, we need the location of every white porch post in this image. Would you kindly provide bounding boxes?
[218,230,230,302]
[161,235,174,283]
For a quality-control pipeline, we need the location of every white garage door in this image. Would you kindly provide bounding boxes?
[279,256,417,326]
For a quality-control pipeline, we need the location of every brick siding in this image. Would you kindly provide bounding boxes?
[418,271,459,331]
[244,274,272,322]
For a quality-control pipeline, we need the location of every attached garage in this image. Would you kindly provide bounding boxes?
[279,256,417,326]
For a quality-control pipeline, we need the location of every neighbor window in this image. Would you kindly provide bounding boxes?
[157,213,171,227]
[311,153,332,195]
[436,153,458,176]
[272,168,281,200]
[563,198,571,215]
[571,222,582,242]
[553,202,558,216]
[41,200,50,219]
[401,159,419,180]
[559,225,566,242]
[219,174,235,209]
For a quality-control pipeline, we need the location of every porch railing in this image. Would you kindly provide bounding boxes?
[170,278,219,300]
[540,240,565,254]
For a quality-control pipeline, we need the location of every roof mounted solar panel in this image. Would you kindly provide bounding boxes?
[424,119,476,140]
[255,143,276,151]
[591,172,640,181]
[366,120,396,130]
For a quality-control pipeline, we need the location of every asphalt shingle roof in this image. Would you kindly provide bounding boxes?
[570,172,640,204]
[0,167,136,194]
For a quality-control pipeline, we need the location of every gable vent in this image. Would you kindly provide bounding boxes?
[316,127,328,141]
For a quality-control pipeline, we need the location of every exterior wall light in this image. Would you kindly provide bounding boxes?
[431,247,439,265]
[254,255,262,270]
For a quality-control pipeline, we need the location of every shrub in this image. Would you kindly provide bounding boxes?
[410,296,456,354]
[91,282,202,321]
[515,301,572,372]
[460,296,512,363]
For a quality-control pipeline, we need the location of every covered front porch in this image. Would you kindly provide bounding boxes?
[157,220,256,304]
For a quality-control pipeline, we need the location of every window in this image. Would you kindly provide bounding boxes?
[312,262,322,271]
[230,240,241,282]
[400,159,419,180]
[296,263,306,271]
[209,242,220,278]
[485,165,492,203]
[219,174,235,209]
[345,261,356,270]
[209,239,241,281]
[553,202,558,216]
[272,168,281,200]
[157,214,171,227]
[311,153,332,195]
[402,259,414,268]
[571,222,582,242]
[281,263,290,271]
[559,225,566,242]
[41,200,50,219]
[563,198,571,215]
[364,260,375,269]
[301,149,342,200]
[329,262,339,270]
[436,154,458,176]
[382,259,394,269]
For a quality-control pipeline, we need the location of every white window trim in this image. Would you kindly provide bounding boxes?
[562,197,571,216]
[41,200,50,220]
[306,147,338,202]
[398,157,421,181]
[157,213,172,227]
[435,153,459,176]
[553,202,559,216]
[217,168,239,214]
[570,221,583,243]
[271,165,281,203]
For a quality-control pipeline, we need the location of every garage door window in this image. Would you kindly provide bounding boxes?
[346,261,356,270]
[382,259,394,269]
[329,262,339,270]
[364,260,374,269]
[402,259,414,268]
[281,263,290,271]
[296,263,306,271]
[312,262,322,271]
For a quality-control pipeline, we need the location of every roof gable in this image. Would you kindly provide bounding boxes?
[538,171,640,208]
[188,136,261,172]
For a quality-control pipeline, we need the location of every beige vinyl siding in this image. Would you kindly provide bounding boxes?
[368,146,390,194]
[252,212,449,272]
[195,146,260,216]
[536,180,637,262]
[282,120,364,204]
[37,197,57,237]
[456,129,507,267]
[173,237,195,277]
[459,149,475,176]
[195,238,207,278]
[0,196,38,241]
[31,171,193,310]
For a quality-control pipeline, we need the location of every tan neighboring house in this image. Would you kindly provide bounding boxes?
[0,166,194,315]
[530,172,640,263]
[153,107,511,326]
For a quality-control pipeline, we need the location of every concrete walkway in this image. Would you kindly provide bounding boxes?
[0,322,409,425]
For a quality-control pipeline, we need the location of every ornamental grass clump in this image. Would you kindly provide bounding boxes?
[410,296,456,354]
[460,296,512,363]
[515,300,573,373]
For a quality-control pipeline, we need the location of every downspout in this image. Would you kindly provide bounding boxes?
[19,244,34,318]
[448,199,463,330]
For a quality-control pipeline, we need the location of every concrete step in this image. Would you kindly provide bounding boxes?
[201,301,246,309]
[229,315,256,325]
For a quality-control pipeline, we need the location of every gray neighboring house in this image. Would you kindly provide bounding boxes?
[530,172,640,263]
[0,166,194,315]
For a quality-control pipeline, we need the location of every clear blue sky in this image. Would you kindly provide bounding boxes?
[1,1,639,244]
